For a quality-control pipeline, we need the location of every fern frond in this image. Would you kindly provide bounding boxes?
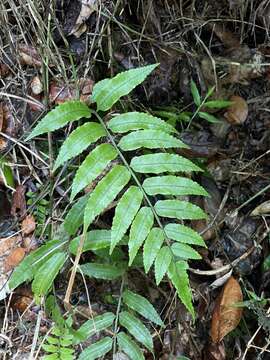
[53,122,106,170]
[118,129,187,151]
[111,186,143,254]
[130,153,202,173]
[108,111,177,133]
[71,143,117,200]
[26,101,91,140]
[84,165,131,231]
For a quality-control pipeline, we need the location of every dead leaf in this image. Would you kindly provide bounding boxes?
[211,276,243,343]
[224,95,248,125]
[4,247,26,273]
[0,102,17,152]
[251,200,270,216]
[0,235,22,255]
[49,78,94,104]
[11,185,26,217]
[203,341,226,360]
[0,62,10,78]
[11,287,33,313]
[70,0,98,37]
[21,215,36,235]
[211,23,241,50]
[18,44,43,67]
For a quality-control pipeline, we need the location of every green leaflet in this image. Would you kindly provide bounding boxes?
[73,312,115,344]
[198,112,220,123]
[204,100,233,109]
[171,243,202,260]
[155,200,207,220]
[53,122,106,171]
[26,101,91,140]
[117,332,145,360]
[80,262,126,280]
[129,207,154,266]
[143,176,208,196]
[108,112,176,134]
[190,80,201,106]
[32,252,67,297]
[9,240,64,289]
[119,311,153,351]
[167,261,194,318]
[164,223,206,247]
[64,193,90,235]
[78,337,113,360]
[130,153,202,174]
[123,290,164,326]
[91,64,158,111]
[111,186,143,254]
[143,228,164,273]
[83,165,131,231]
[69,230,112,254]
[154,246,172,285]
[0,158,14,188]
[70,143,118,200]
[118,130,188,151]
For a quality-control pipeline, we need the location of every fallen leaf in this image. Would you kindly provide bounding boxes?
[0,62,10,77]
[203,341,226,360]
[224,95,248,125]
[0,102,17,152]
[21,215,36,235]
[251,200,270,216]
[11,185,26,217]
[211,23,241,50]
[18,44,43,67]
[4,247,26,273]
[11,287,33,313]
[69,0,98,37]
[211,276,243,343]
[49,78,94,104]
[0,235,22,255]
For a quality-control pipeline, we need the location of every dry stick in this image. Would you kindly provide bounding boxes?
[64,232,86,310]
[29,309,42,360]
[0,132,49,167]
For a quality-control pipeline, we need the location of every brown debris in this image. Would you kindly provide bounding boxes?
[224,95,248,125]
[21,215,36,236]
[211,276,243,343]
[11,185,27,217]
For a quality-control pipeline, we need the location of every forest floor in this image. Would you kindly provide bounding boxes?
[0,1,270,359]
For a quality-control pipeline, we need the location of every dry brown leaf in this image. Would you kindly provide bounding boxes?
[4,247,26,273]
[0,235,22,255]
[49,78,94,104]
[18,44,43,67]
[21,215,36,235]
[11,185,26,217]
[211,276,243,343]
[224,95,248,125]
[211,23,241,50]
[0,62,10,78]
[0,102,17,152]
[11,287,33,313]
[70,0,98,37]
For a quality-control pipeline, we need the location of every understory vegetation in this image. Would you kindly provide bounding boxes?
[0,1,270,359]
